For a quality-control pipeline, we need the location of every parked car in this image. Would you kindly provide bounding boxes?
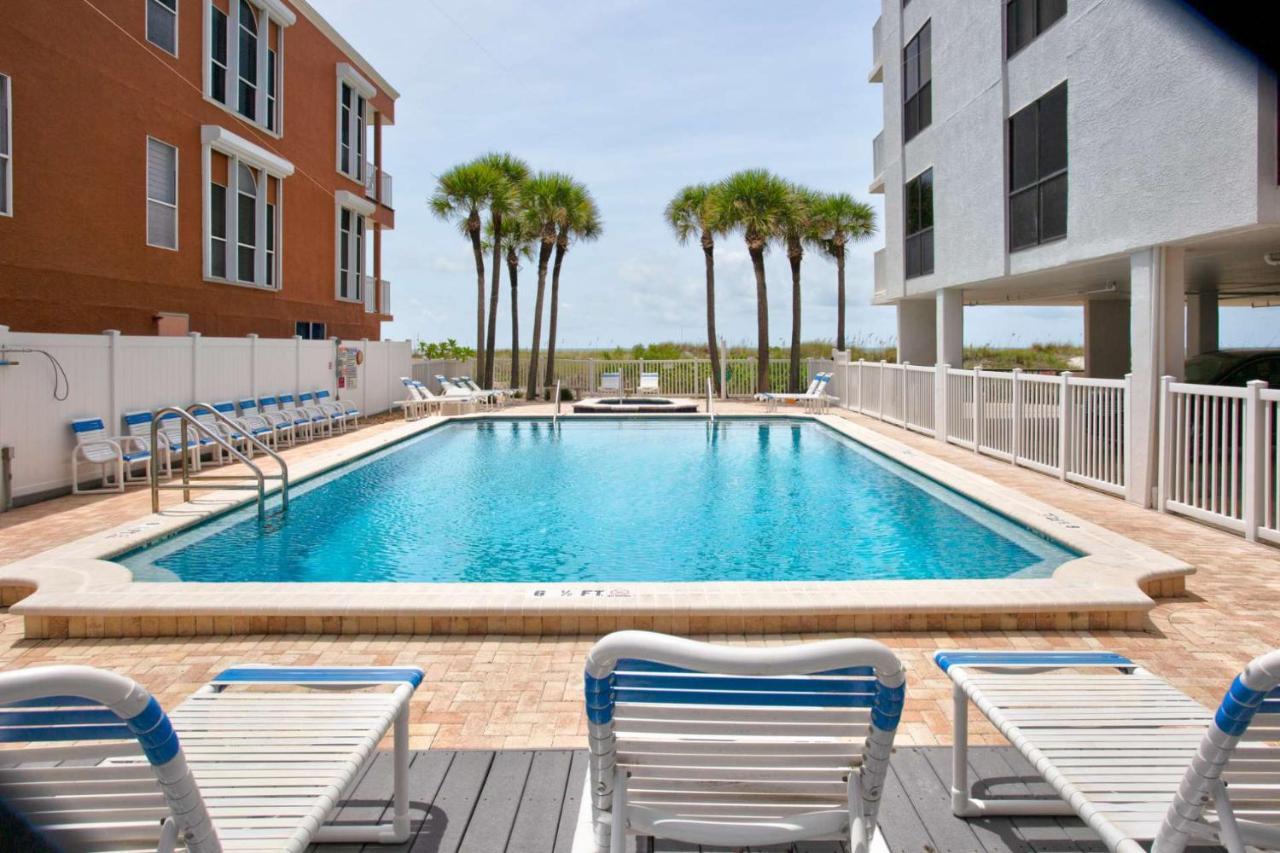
[1184,349,1280,387]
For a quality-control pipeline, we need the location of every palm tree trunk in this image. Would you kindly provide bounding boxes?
[468,217,486,384]
[836,243,846,352]
[788,239,803,393]
[543,235,567,389]
[507,246,520,386]
[749,242,770,394]
[525,237,554,399]
[484,212,502,387]
[702,231,721,395]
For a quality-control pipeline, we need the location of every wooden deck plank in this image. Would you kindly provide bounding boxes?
[919,744,1033,853]
[552,750,590,853]
[408,750,494,853]
[457,750,536,853]
[362,750,456,853]
[508,750,576,853]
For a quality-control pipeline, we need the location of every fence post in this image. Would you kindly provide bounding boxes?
[878,360,886,421]
[900,362,910,425]
[1156,375,1172,512]
[293,334,303,399]
[1058,372,1071,480]
[247,333,259,402]
[1243,379,1266,542]
[361,338,370,416]
[856,360,865,413]
[719,341,728,399]
[1011,368,1023,464]
[973,366,984,454]
[1123,373,1133,493]
[588,359,596,394]
[188,331,202,404]
[935,362,948,443]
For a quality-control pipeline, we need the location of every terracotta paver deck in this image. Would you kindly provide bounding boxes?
[1,402,1278,750]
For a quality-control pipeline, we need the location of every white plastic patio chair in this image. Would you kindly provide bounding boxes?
[936,648,1280,853]
[209,400,270,458]
[583,630,906,853]
[246,396,296,447]
[422,379,476,413]
[0,663,424,852]
[278,392,326,440]
[123,410,188,479]
[459,376,509,409]
[69,417,151,493]
[156,410,220,470]
[636,371,660,394]
[314,389,360,429]
[599,371,623,394]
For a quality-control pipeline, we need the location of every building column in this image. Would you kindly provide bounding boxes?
[1083,298,1130,378]
[896,298,936,364]
[1127,246,1185,507]
[1186,286,1219,357]
[936,288,964,368]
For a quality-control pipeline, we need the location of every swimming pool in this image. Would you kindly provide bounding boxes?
[120,418,1076,583]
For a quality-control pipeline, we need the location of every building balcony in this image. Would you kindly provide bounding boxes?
[870,131,885,194]
[869,17,883,83]
[363,161,395,210]
[873,248,887,303]
[364,276,392,317]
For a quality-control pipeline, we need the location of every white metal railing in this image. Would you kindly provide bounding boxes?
[379,171,393,208]
[872,131,884,182]
[492,358,794,397]
[379,278,391,315]
[363,161,377,199]
[835,361,1129,498]
[362,275,376,313]
[1159,378,1277,542]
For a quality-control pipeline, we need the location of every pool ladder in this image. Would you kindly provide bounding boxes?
[149,404,289,520]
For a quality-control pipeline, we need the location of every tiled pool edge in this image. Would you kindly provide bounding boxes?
[2,411,1193,638]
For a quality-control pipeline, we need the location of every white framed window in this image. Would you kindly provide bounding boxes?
[335,191,373,303]
[0,74,10,217]
[146,0,178,56]
[146,137,178,250]
[201,125,292,289]
[205,0,293,133]
[336,64,375,182]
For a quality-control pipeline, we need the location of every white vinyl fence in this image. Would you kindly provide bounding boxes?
[0,327,410,503]
[1158,379,1280,544]
[411,359,475,392]
[488,358,794,398]
[831,360,1129,498]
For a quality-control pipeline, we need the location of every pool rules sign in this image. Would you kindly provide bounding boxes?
[337,346,360,389]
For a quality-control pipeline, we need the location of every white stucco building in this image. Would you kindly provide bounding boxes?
[868,0,1280,504]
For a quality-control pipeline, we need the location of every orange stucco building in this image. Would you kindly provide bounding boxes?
[0,0,396,340]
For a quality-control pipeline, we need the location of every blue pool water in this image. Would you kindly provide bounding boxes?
[121,419,1076,583]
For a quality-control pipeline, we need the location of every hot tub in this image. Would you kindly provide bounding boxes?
[573,397,701,414]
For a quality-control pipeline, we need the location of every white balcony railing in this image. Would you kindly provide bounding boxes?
[872,131,884,180]
[363,161,377,199]
[869,17,883,81]
[362,274,376,313]
[378,278,391,315]
[379,171,393,209]
[873,248,886,302]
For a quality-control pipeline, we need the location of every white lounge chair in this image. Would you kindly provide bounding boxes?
[599,371,622,394]
[435,375,488,408]
[395,377,434,419]
[758,372,834,413]
[244,396,295,447]
[458,376,509,409]
[314,389,360,429]
[423,379,477,413]
[124,411,202,477]
[583,630,906,853]
[637,371,660,394]
[70,417,151,493]
[937,648,1280,853]
[0,663,423,852]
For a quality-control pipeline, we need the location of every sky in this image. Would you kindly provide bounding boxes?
[311,0,1280,352]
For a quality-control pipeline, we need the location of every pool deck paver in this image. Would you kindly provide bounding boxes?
[0,401,1277,750]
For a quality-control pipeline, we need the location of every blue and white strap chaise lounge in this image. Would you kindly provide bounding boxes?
[582,630,906,853]
[936,648,1280,852]
[0,663,424,852]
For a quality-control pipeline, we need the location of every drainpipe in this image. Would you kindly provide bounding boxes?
[0,446,13,512]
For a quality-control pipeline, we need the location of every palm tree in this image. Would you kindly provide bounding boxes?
[430,162,500,382]
[520,171,575,399]
[717,169,791,393]
[779,185,821,392]
[500,217,536,387]
[475,153,530,387]
[544,181,602,390]
[664,183,726,394]
[812,193,876,352]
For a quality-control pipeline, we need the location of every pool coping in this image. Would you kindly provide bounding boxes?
[1,411,1193,637]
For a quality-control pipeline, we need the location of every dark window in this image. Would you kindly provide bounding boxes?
[266,48,277,131]
[1008,82,1067,251]
[146,0,177,55]
[295,321,326,340]
[903,22,932,143]
[210,7,227,103]
[237,0,257,121]
[905,168,934,279]
[209,182,227,278]
[1006,0,1067,57]
[265,201,276,286]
